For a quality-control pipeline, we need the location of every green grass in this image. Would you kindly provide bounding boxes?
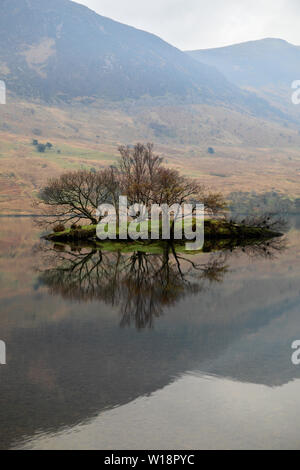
[11,141,118,171]
[45,219,282,257]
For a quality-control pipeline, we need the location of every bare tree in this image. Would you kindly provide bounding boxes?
[101,166,121,218]
[150,167,200,206]
[36,143,227,229]
[36,170,113,225]
[118,143,227,215]
[118,143,162,207]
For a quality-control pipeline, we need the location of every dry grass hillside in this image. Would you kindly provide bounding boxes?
[1,96,300,214]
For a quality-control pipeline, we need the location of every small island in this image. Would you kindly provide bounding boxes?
[45,218,282,250]
[37,143,284,251]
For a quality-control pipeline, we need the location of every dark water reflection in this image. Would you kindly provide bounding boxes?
[38,237,284,330]
[0,218,300,449]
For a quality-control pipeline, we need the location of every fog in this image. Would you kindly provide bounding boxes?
[74,0,300,50]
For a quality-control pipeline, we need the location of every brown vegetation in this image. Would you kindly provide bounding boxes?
[37,143,227,227]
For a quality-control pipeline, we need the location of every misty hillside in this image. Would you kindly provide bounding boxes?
[0,0,233,102]
[187,38,300,89]
[0,0,286,120]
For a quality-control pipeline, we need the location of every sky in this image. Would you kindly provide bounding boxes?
[74,0,300,50]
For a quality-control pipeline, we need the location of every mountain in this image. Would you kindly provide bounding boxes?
[0,0,284,120]
[187,38,300,89]
[1,4,300,215]
[0,0,234,103]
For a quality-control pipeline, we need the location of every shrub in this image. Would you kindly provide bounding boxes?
[53,223,65,233]
[37,143,47,153]
[71,223,78,230]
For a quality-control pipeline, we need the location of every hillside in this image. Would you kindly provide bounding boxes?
[187,39,300,89]
[0,0,287,122]
[0,3,300,215]
[0,0,233,103]
[1,97,300,215]
[187,39,300,120]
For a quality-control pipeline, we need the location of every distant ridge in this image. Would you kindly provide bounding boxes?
[0,0,286,121]
[0,0,234,102]
[187,38,300,88]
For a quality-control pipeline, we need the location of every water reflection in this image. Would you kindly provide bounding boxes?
[0,218,296,450]
[38,237,285,330]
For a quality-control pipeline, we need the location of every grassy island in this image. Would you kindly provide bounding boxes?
[38,143,284,253]
[44,219,283,253]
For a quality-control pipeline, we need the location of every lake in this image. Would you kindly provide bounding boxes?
[0,216,300,450]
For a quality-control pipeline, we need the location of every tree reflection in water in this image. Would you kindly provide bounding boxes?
[38,237,285,330]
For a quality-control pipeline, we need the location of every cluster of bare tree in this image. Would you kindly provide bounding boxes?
[36,143,227,227]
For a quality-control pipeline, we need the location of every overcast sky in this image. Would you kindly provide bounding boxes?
[74,0,300,50]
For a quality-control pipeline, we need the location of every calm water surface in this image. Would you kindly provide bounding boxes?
[0,217,300,450]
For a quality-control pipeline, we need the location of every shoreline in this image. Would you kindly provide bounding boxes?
[44,219,283,246]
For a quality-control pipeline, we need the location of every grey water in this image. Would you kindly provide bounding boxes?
[0,216,300,450]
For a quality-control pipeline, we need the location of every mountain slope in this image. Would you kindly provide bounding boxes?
[187,38,300,88]
[0,0,285,121]
[0,0,237,103]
